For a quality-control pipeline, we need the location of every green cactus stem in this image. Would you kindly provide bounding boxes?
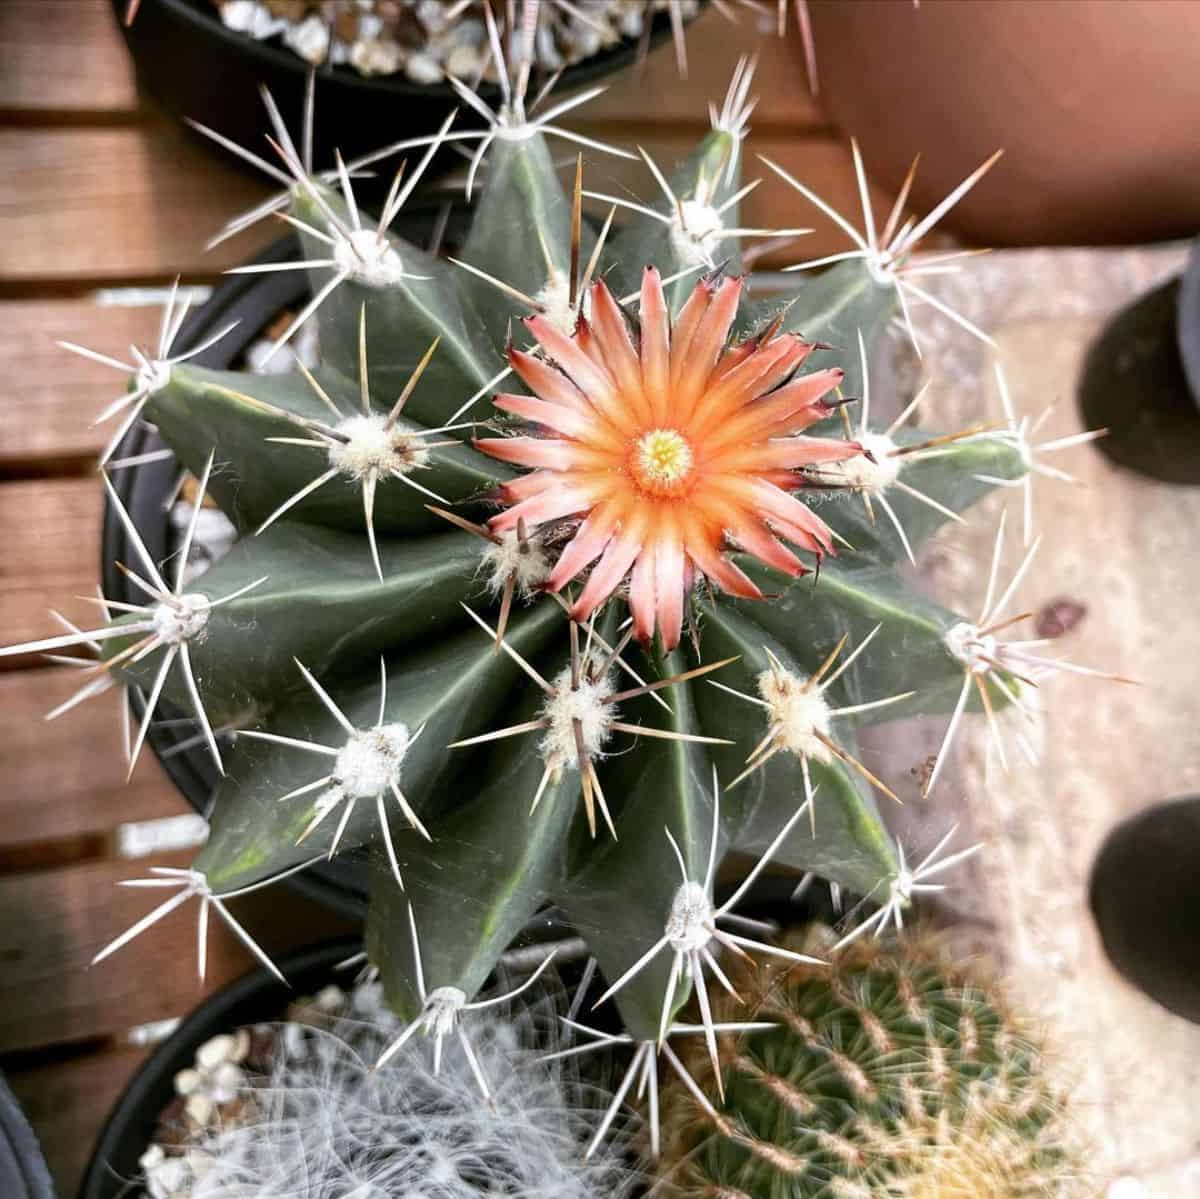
[658,928,1086,1198]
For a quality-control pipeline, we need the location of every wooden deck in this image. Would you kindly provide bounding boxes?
[0,5,880,1193]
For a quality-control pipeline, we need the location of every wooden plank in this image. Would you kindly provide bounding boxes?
[0,667,184,849]
[0,852,355,1053]
[0,123,876,283]
[0,300,163,469]
[6,1045,150,1199]
[0,479,102,663]
[0,1,139,115]
[0,120,275,285]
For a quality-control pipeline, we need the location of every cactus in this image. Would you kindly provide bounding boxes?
[657,929,1086,1198]
[3,33,1118,1152]
[140,975,641,1199]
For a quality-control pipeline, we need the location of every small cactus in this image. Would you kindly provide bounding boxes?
[657,930,1087,1198]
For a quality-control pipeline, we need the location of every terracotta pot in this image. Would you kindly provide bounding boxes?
[808,0,1200,245]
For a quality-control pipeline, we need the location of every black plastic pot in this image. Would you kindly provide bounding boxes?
[0,1074,55,1199]
[113,0,683,188]
[1176,236,1200,414]
[102,205,463,918]
[78,938,360,1199]
[1079,271,1200,485]
[1090,795,1200,1025]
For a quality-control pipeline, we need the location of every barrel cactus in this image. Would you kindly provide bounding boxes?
[6,44,1109,1138]
[657,929,1086,1198]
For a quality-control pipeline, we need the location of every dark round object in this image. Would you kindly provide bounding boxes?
[112,0,681,189]
[1089,795,1200,1024]
[1175,237,1200,412]
[1078,273,1200,485]
[78,938,359,1199]
[0,1074,55,1199]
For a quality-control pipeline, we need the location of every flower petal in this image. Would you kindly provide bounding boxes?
[527,314,618,411]
[547,509,618,591]
[476,436,589,471]
[654,528,687,652]
[572,522,644,621]
[639,268,670,424]
[509,347,591,414]
[628,545,657,645]
[494,394,595,440]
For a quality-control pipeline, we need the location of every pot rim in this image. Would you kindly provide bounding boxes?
[76,937,361,1199]
[0,1074,56,1199]
[118,0,686,103]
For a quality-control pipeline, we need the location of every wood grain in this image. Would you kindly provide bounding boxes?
[0,667,185,850]
[585,6,824,130]
[0,120,277,285]
[0,121,873,284]
[0,300,164,468]
[0,480,103,664]
[0,1,139,115]
[0,852,355,1054]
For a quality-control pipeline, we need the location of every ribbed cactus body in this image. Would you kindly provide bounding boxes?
[660,935,1082,1198]
[76,61,1028,1045]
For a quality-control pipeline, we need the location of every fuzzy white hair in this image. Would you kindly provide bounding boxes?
[182,982,638,1199]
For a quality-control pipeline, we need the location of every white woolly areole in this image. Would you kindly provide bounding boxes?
[831,429,902,494]
[539,665,616,774]
[756,665,834,764]
[327,414,429,480]
[422,986,468,1038]
[944,621,997,676]
[867,247,900,286]
[333,723,410,799]
[333,228,411,288]
[666,880,714,953]
[494,109,538,142]
[135,357,171,395]
[152,593,210,645]
[669,199,725,266]
[535,271,590,337]
[479,530,551,597]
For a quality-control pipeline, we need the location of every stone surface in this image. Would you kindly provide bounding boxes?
[886,243,1200,1195]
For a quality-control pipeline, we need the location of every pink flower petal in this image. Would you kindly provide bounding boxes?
[572,523,643,620]
[494,394,592,439]
[547,509,616,591]
[639,268,670,423]
[509,348,591,413]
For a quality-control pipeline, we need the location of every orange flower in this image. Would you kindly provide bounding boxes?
[477,269,857,651]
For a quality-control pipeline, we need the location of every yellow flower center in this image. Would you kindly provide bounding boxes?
[633,428,693,493]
